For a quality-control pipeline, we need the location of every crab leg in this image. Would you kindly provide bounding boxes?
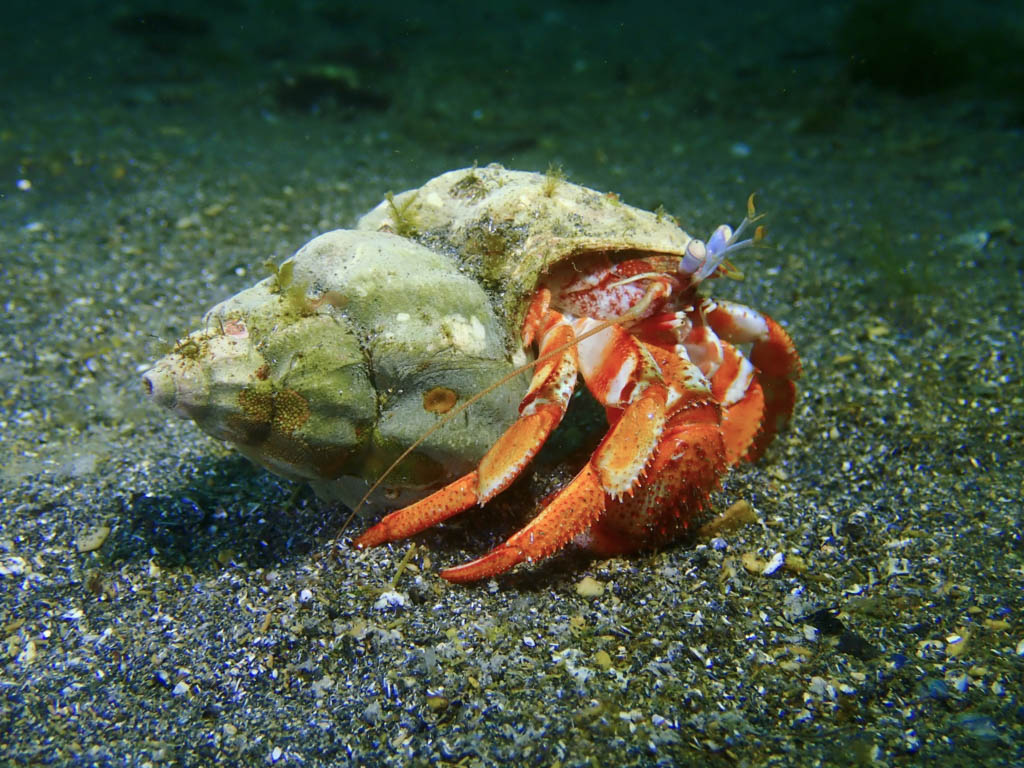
[625,311,692,356]
[352,311,579,549]
[520,286,551,347]
[708,341,766,464]
[441,322,671,582]
[585,343,725,553]
[704,299,801,461]
[626,314,760,464]
[572,318,668,490]
[440,463,606,582]
[588,405,725,555]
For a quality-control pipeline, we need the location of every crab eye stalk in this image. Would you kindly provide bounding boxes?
[692,198,766,283]
[679,238,707,275]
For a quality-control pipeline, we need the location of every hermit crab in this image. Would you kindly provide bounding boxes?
[143,165,800,582]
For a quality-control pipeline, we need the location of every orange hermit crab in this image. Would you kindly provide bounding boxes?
[354,165,802,581]
[143,165,800,583]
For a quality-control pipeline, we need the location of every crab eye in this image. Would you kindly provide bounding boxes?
[679,238,706,275]
[706,224,733,257]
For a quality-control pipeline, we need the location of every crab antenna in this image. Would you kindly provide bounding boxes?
[335,284,664,542]
[728,193,766,244]
[606,271,665,289]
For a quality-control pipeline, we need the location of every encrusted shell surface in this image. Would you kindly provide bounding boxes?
[144,230,525,508]
[144,165,703,509]
[358,164,697,333]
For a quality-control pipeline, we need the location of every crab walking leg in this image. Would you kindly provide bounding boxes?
[709,341,766,465]
[571,318,669,493]
[704,299,801,461]
[588,406,725,555]
[440,463,606,582]
[627,314,761,465]
[520,286,551,347]
[441,323,671,582]
[587,345,726,554]
[442,385,670,582]
[352,312,579,549]
[625,311,692,355]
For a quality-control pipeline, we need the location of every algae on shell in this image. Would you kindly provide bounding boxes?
[358,164,697,335]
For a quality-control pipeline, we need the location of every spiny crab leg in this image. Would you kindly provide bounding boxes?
[571,318,668,491]
[441,323,671,582]
[440,463,606,583]
[352,312,579,549]
[350,472,480,550]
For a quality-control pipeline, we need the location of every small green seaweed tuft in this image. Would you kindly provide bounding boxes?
[386,191,420,238]
[542,163,566,198]
[173,335,204,361]
[450,169,487,201]
[653,204,680,227]
[283,281,314,316]
[263,258,313,315]
[263,259,296,294]
[278,260,295,288]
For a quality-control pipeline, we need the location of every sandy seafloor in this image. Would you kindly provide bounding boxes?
[2,1,1023,766]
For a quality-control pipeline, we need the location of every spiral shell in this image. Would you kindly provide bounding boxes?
[143,165,702,508]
